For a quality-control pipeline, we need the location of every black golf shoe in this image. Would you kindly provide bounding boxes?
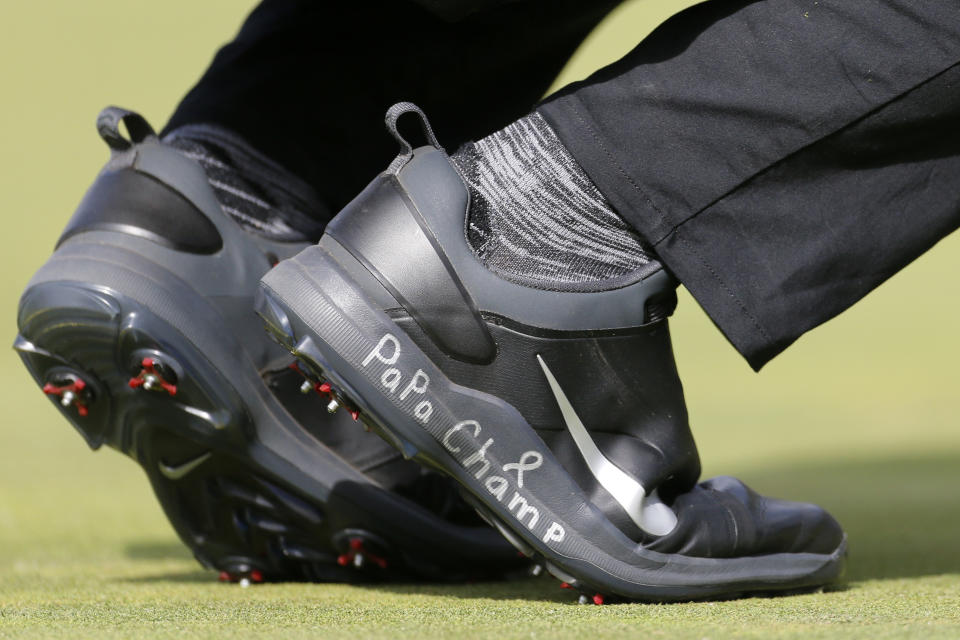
[14,107,523,584]
[257,103,846,602]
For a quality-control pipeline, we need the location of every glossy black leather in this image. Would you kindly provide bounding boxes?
[646,476,845,557]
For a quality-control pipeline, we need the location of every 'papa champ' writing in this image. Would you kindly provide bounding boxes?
[363,334,566,547]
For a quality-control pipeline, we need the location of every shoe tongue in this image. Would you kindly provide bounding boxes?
[165,126,327,242]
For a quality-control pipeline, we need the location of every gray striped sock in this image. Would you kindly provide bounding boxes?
[165,126,327,242]
[453,112,659,289]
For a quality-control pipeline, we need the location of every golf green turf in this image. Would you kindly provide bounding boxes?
[1,2,958,638]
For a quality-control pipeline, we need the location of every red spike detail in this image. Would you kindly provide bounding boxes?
[560,582,571,589]
[43,381,84,396]
[42,379,91,416]
[317,383,332,394]
[129,357,177,396]
[218,571,231,582]
[592,594,604,606]
[338,537,388,569]
[250,570,264,583]
[350,410,360,421]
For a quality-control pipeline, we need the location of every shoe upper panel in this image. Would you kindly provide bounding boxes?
[390,313,701,530]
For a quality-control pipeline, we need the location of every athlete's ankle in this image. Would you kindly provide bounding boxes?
[452,112,660,289]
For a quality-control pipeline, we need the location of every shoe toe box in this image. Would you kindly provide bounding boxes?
[646,475,844,558]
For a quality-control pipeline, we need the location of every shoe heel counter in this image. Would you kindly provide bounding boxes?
[58,106,224,254]
[58,164,223,254]
[325,171,495,364]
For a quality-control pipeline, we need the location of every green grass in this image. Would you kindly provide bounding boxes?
[1,1,959,638]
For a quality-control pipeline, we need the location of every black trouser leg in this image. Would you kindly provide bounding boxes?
[164,0,618,216]
[539,0,960,369]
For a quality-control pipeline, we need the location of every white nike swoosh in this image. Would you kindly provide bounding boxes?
[536,354,677,536]
[158,452,213,480]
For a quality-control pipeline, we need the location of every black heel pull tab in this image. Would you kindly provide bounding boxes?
[96,106,158,152]
[384,102,442,173]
